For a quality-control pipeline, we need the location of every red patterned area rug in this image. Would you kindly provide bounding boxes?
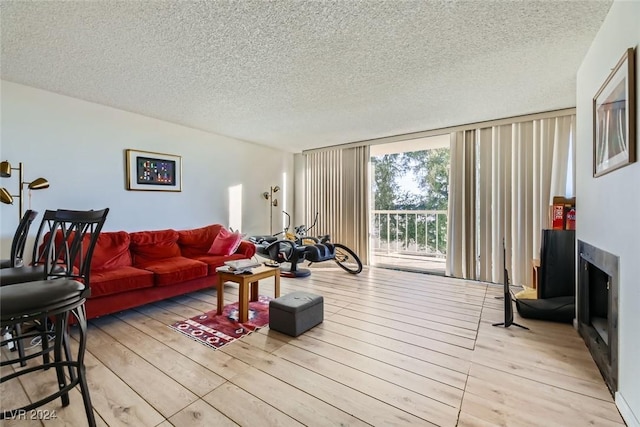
[170,295,271,349]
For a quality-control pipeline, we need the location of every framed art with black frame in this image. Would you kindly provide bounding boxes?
[125,149,182,191]
[593,47,636,178]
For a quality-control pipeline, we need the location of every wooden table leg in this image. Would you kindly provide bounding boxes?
[238,280,249,323]
[274,270,280,298]
[217,276,224,315]
[250,281,259,302]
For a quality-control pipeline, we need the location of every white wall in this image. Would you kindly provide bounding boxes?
[576,1,640,425]
[0,81,294,257]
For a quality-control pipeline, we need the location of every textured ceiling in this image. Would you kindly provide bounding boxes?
[1,1,611,153]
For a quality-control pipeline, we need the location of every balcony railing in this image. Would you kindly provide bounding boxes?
[371,209,448,258]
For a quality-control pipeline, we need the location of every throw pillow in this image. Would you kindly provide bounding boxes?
[208,228,244,256]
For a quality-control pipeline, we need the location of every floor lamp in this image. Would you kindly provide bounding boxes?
[263,185,280,234]
[0,161,50,219]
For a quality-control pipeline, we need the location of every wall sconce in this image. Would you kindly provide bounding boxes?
[262,185,280,234]
[0,161,50,219]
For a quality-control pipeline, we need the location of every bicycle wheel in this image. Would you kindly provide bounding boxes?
[333,243,362,274]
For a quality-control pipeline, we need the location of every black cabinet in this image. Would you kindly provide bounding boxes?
[538,229,576,299]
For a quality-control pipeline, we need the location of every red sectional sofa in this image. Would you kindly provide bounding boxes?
[84,224,256,320]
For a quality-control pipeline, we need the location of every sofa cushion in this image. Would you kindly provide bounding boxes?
[39,230,132,271]
[191,253,247,275]
[130,229,181,265]
[90,266,154,297]
[208,228,243,256]
[137,257,208,286]
[177,224,223,258]
[91,231,133,271]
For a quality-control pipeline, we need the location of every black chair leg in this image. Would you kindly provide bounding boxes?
[78,364,96,427]
[63,332,76,382]
[53,315,70,407]
[39,319,51,366]
[53,312,76,382]
[13,324,27,367]
[74,305,96,427]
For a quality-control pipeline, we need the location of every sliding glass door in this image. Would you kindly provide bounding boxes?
[369,135,450,274]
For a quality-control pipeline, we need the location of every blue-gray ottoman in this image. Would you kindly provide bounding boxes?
[269,291,324,337]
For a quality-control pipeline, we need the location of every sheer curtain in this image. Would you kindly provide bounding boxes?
[305,146,370,264]
[447,114,575,285]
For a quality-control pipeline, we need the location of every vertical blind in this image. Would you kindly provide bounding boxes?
[305,146,370,264]
[447,114,575,286]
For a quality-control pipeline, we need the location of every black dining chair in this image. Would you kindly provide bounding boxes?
[1,208,109,426]
[0,209,38,269]
[1,210,58,365]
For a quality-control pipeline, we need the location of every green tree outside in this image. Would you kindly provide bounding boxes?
[372,148,450,255]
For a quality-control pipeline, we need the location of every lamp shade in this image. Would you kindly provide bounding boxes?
[28,178,49,190]
[0,161,11,178]
[0,187,13,204]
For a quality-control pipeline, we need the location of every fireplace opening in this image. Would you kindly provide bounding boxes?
[578,240,618,395]
[588,263,609,344]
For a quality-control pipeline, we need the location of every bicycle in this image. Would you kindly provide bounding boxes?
[249,212,362,276]
[290,213,362,275]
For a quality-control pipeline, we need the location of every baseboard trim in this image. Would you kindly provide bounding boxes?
[616,391,640,427]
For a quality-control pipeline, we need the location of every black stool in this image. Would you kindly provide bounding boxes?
[1,208,109,426]
[1,210,58,365]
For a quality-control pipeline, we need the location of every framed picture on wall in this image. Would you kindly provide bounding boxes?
[593,47,636,177]
[125,149,182,191]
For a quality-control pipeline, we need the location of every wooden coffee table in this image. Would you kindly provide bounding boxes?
[217,265,280,323]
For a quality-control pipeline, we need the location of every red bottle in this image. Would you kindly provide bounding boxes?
[566,208,576,230]
[552,204,565,229]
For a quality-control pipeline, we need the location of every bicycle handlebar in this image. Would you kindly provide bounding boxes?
[306,212,319,234]
[294,212,318,236]
[282,211,291,232]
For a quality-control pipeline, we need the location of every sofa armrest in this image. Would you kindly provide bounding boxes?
[236,241,256,258]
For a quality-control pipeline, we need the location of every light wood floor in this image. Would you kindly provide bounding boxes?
[371,252,446,275]
[1,267,625,426]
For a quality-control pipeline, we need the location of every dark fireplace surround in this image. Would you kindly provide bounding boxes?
[577,240,619,394]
